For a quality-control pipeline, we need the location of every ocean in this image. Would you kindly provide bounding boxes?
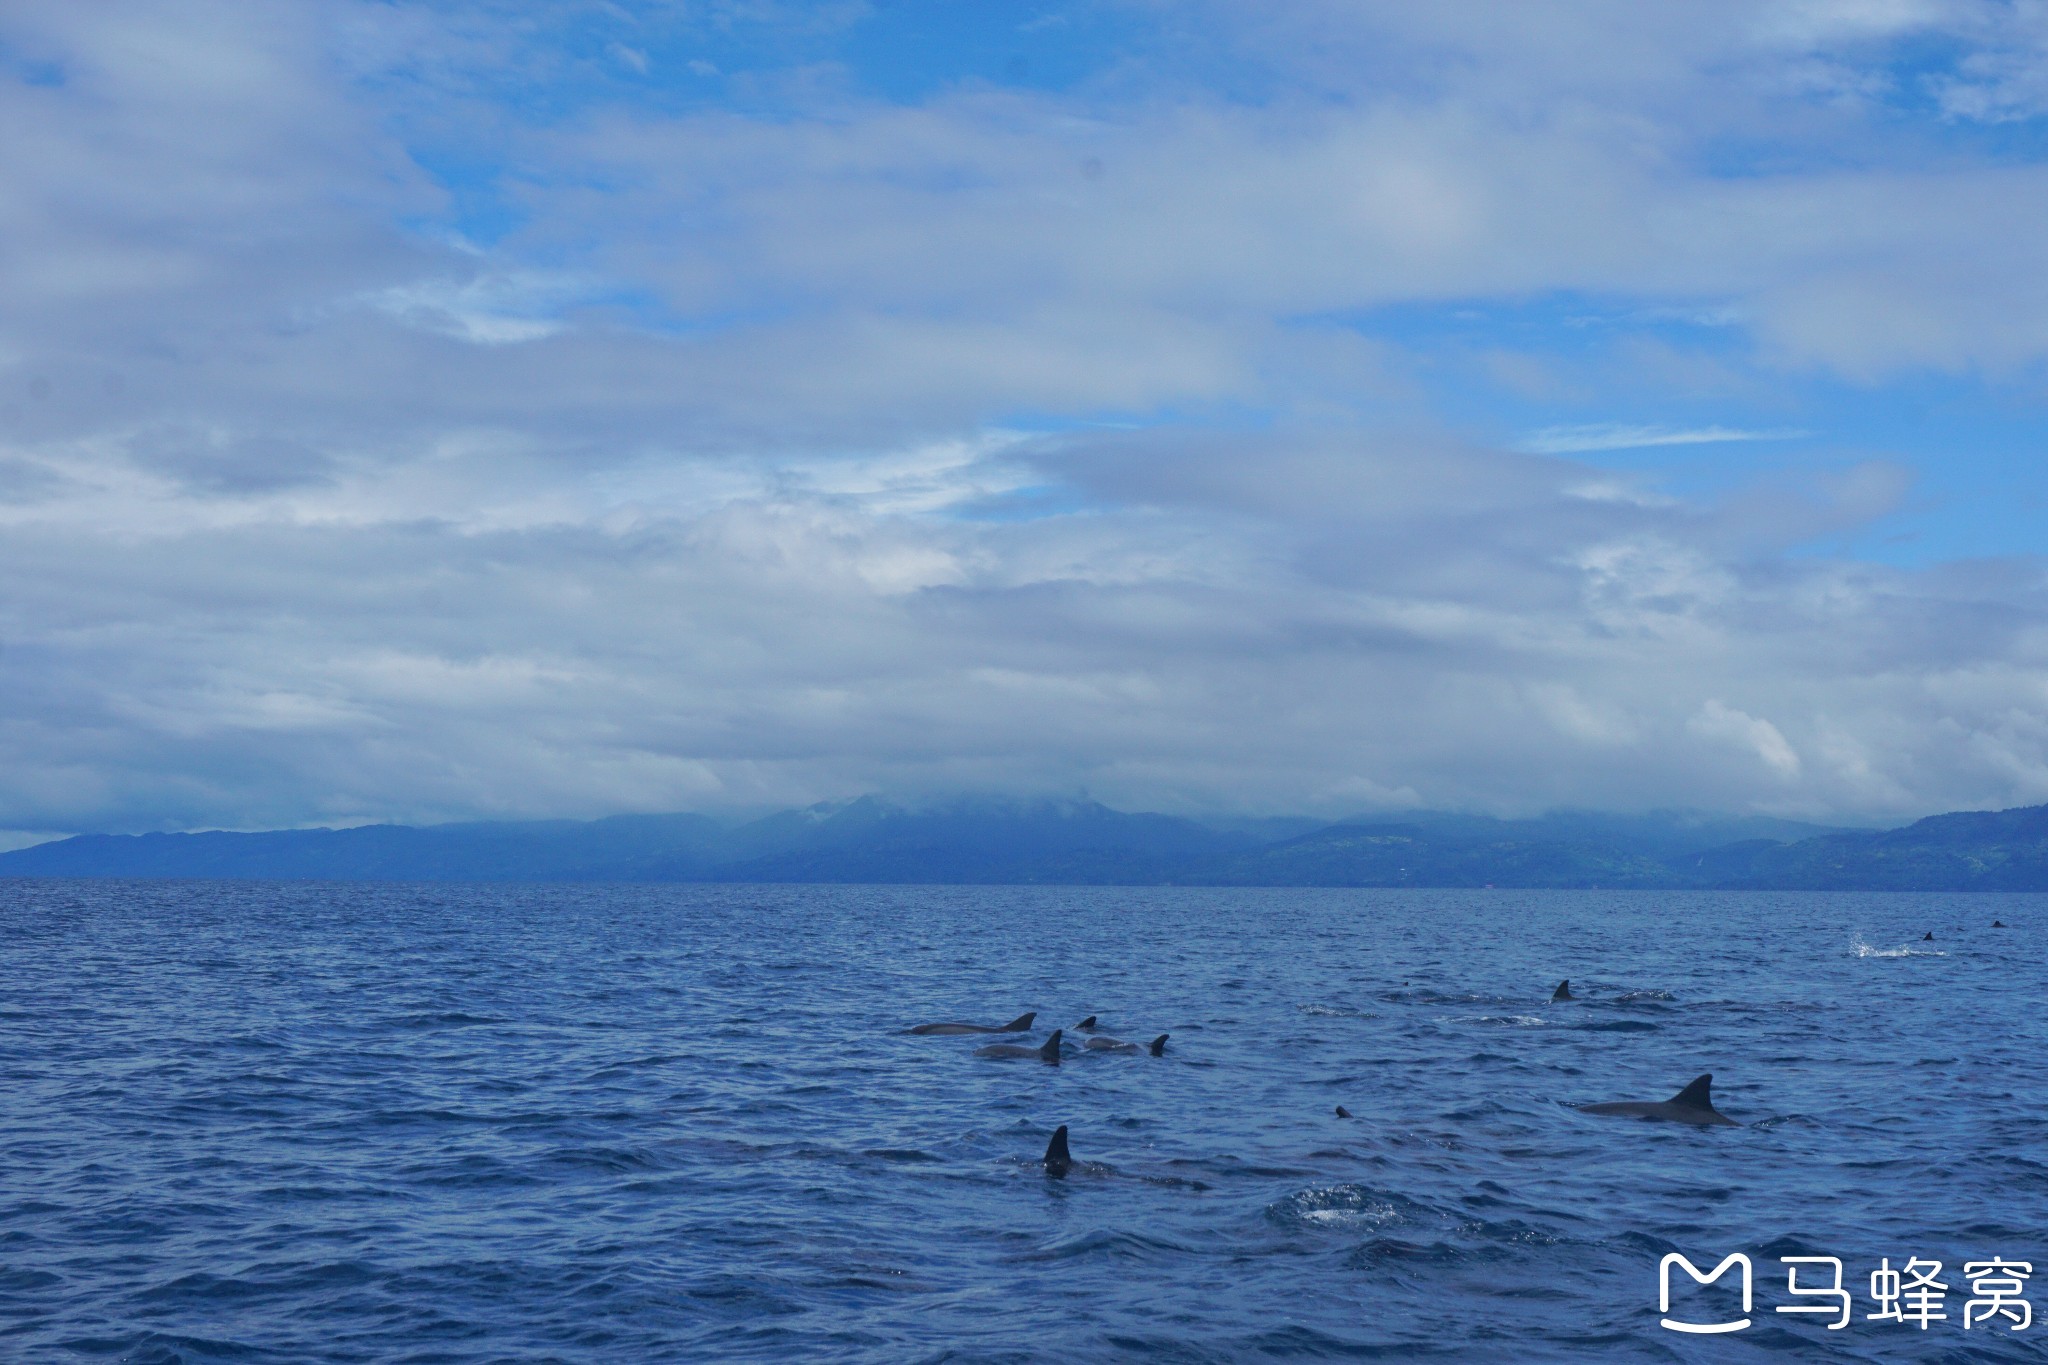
[2,880,2043,1361]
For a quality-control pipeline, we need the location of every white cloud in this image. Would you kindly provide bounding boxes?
[0,0,2045,833]
[1690,700,1804,779]
[1518,424,1810,454]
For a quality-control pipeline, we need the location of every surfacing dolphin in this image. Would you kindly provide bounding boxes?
[1033,1125,1204,1188]
[1578,1073,1738,1126]
[1084,1033,1168,1056]
[1551,980,1575,1002]
[1074,1015,1100,1032]
[975,1029,1063,1063]
[1042,1125,1072,1176]
[1334,1105,1353,1119]
[902,1011,1035,1036]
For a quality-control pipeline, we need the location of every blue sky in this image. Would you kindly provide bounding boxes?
[5,0,2048,835]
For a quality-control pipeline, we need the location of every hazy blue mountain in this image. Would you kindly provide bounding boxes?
[0,798,1251,884]
[1701,804,2048,890]
[653,797,1256,884]
[4,798,2046,890]
[1369,810,1847,861]
[1196,823,1675,889]
[0,813,729,881]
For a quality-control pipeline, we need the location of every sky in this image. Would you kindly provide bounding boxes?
[7,0,2048,836]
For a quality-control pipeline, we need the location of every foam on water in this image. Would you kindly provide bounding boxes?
[1851,936,1949,958]
[1,881,2043,1361]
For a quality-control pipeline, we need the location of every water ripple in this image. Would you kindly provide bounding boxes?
[1,881,2042,1361]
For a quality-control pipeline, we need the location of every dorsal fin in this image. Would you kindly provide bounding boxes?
[1334,1105,1352,1118]
[1043,1124,1071,1172]
[1670,1073,1715,1109]
[1551,979,1572,1001]
[1037,1028,1063,1063]
[1075,1015,1096,1030]
[1148,1033,1169,1056]
[1002,1012,1036,1032]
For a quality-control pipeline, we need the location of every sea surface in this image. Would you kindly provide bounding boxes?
[1,881,2044,1362]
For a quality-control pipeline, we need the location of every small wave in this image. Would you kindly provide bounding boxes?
[1579,1020,1659,1033]
[1296,1003,1377,1019]
[1018,1227,1192,1261]
[1612,989,1675,1002]
[1470,1014,1544,1028]
[388,1011,505,1029]
[1381,990,1517,1006]
[1267,1184,1408,1232]
[1343,1236,1463,1268]
[542,1144,673,1174]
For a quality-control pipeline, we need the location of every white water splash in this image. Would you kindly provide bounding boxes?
[1852,937,1947,958]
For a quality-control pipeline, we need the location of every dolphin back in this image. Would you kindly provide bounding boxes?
[1581,1072,1739,1125]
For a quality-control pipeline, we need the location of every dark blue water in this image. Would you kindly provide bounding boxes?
[2,881,2044,1362]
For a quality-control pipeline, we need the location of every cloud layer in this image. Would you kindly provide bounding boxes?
[3,0,2048,832]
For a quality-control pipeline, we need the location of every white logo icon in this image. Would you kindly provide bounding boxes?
[1660,1253,1753,1334]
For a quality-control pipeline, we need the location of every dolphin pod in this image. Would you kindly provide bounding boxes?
[974,1029,1063,1063]
[903,1012,1036,1036]
[906,981,1770,1177]
[1084,1033,1168,1056]
[1578,1073,1739,1126]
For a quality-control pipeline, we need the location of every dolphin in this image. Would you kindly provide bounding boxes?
[1074,1015,1100,1032]
[1551,979,1574,1002]
[975,1029,1062,1063]
[1993,919,2008,928]
[1034,1125,1204,1188]
[1083,1033,1168,1056]
[1578,1073,1738,1126]
[1334,1105,1353,1119]
[1042,1125,1072,1176]
[1923,932,1935,941]
[903,1011,1035,1036]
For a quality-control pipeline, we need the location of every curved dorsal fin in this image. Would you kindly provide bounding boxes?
[1075,1015,1096,1030]
[1043,1124,1071,1172]
[1551,979,1573,1001]
[1037,1028,1063,1063]
[1670,1073,1715,1108]
[1148,1033,1169,1056]
[1003,1012,1036,1032]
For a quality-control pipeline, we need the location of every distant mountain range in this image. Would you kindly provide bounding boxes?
[9,796,2048,890]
